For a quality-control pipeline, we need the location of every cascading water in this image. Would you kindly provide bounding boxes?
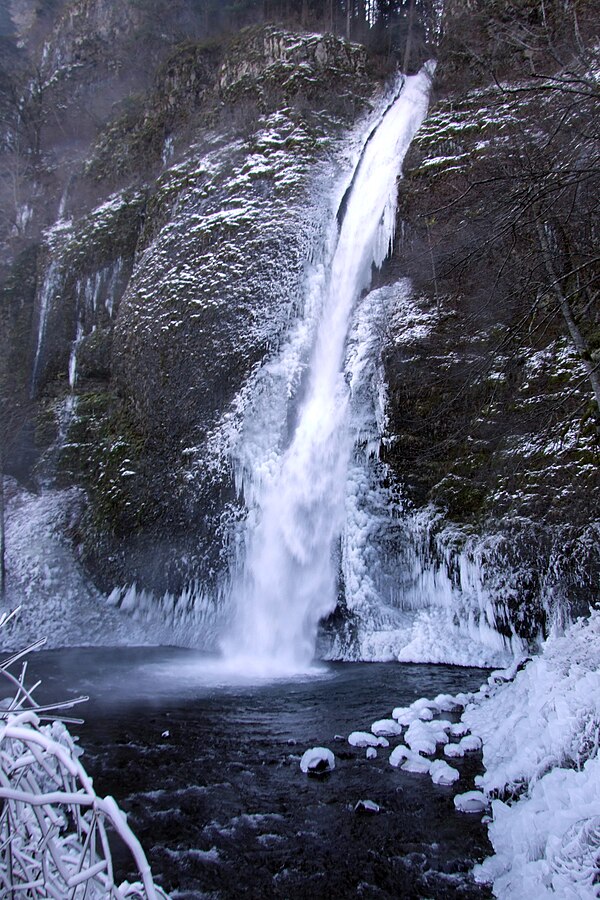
[224,65,434,673]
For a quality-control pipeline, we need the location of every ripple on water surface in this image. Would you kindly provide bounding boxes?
[24,648,492,899]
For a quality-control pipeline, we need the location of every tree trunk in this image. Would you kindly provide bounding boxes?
[535,216,600,417]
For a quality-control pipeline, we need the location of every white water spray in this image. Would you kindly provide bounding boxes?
[225,66,434,673]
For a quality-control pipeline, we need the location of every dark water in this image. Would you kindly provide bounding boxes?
[24,648,492,899]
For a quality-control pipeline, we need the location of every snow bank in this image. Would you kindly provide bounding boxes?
[462,611,600,898]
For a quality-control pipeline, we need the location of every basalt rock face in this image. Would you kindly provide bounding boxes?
[378,8,600,640]
[2,3,372,599]
[2,0,598,651]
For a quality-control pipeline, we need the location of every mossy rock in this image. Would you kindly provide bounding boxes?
[430,474,487,520]
[76,328,113,380]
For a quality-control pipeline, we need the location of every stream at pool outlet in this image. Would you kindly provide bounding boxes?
[24,648,492,899]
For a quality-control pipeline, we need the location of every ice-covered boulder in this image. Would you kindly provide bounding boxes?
[434,720,453,733]
[430,760,460,785]
[434,693,464,711]
[459,734,482,752]
[411,697,440,714]
[401,754,432,775]
[366,747,377,760]
[449,721,470,738]
[300,747,335,775]
[454,790,488,813]
[389,745,411,768]
[391,706,419,725]
[405,728,437,756]
[371,718,403,737]
[348,731,389,749]
[428,726,449,746]
[444,742,465,758]
[405,720,448,755]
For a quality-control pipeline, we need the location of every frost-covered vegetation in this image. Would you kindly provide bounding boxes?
[0,611,168,897]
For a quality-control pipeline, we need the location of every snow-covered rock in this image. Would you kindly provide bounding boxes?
[401,754,432,775]
[371,718,403,737]
[434,693,464,711]
[404,723,437,756]
[405,720,449,755]
[391,706,419,725]
[348,731,389,749]
[459,734,482,752]
[449,722,470,738]
[389,745,411,768]
[444,742,465,759]
[434,719,453,733]
[454,791,488,814]
[430,760,460,786]
[300,747,335,775]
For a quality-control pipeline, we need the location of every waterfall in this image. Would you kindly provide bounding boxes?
[224,65,434,673]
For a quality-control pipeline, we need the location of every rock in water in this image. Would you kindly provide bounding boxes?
[430,760,460,786]
[371,718,403,737]
[389,745,411,768]
[300,747,335,776]
[348,731,389,748]
[454,791,488,813]
[459,734,483,752]
[354,799,380,815]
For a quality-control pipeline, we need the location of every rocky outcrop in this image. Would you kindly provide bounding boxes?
[2,0,597,652]
[378,28,600,638]
[4,20,374,601]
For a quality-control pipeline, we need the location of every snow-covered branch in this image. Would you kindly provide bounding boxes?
[0,614,169,898]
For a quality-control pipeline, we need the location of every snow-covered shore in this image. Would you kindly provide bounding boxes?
[465,610,600,898]
[324,610,600,897]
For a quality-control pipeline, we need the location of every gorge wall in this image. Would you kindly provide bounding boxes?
[1,0,598,660]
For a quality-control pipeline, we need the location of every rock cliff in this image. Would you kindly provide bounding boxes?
[1,0,597,655]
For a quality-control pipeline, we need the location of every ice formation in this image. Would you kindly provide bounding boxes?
[224,66,435,671]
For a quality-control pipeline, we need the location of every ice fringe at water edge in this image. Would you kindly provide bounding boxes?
[2,480,227,650]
